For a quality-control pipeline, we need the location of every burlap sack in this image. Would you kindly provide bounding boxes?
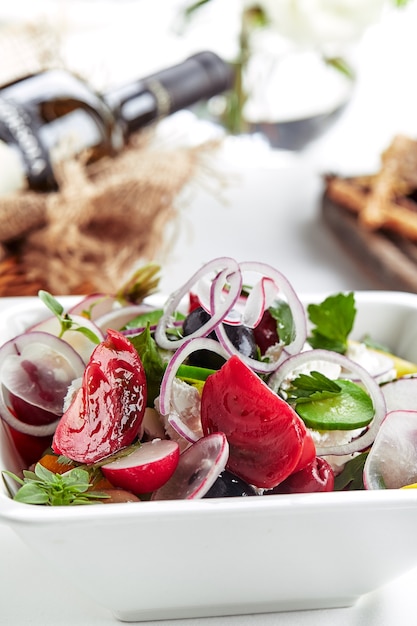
[0,131,220,296]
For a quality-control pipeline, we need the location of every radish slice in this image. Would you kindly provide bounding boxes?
[363,409,417,489]
[269,348,387,456]
[0,386,60,437]
[154,257,242,350]
[151,432,229,500]
[381,377,417,413]
[67,294,116,319]
[101,439,180,494]
[0,331,85,436]
[94,304,155,333]
[30,315,104,363]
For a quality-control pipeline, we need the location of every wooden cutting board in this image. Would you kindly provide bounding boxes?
[321,193,417,293]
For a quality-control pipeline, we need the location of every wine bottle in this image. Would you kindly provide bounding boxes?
[0,51,233,195]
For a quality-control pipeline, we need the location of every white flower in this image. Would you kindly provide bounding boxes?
[246,0,387,50]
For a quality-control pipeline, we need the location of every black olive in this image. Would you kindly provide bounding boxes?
[182,307,257,369]
[204,470,257,498]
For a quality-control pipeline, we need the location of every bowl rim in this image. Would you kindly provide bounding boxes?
[1,484,417,527]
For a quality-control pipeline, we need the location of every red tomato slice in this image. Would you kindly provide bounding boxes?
[201,355,313,489]
[269,457,335,494]
[52,329,146,463]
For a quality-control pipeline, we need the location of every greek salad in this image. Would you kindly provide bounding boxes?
[2,257,417,505]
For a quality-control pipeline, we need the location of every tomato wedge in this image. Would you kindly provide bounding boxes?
[200,355,315,489]
[52,329,146,463]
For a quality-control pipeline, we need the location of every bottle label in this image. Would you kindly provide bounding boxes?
[0,97,57,191]
[145,79,172,118]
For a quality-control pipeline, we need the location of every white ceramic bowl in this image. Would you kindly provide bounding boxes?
[1,291,417,622]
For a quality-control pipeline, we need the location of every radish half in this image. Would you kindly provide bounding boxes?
[102,439,180,494]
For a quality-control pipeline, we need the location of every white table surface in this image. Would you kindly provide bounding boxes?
[2,2,417,625]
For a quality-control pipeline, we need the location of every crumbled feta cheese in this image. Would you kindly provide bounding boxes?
[279,355,341,391]
[346,342,396,383]
[264,341,284,363]
[155,378,202,452]
[62,377,82,412]
[310,427,365,474]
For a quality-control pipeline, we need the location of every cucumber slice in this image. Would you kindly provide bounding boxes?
[295,379,374,431]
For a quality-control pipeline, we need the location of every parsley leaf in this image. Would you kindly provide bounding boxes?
[333,453,368,491]
[286,371,374,431]
[286,371,341,404]
[307,292,356,354]
[3,464,109,506]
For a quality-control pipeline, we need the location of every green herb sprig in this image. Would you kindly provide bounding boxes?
[286,370,374,431]
[286,370,342,404]
[38,290,101,344]
[3,463,109,506]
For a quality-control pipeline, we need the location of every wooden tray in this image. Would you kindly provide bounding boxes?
[322,193,417,293]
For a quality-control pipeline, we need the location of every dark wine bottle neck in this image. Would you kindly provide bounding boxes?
[103,51,233,136]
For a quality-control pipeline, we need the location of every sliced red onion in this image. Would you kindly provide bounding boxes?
[363,409,417,489]
[239,261,307,357]
[154,257,241,350]
[241,277,278,328]
[207,262,307,373]
[214,322,285,374]
[158,337,227,417]
[269,348,387,456]
[167,414,200,444]
[0,331,85,436]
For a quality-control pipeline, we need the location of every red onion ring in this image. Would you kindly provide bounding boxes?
[214,323,285,374]
[158,337,228,417]
[167,413,199,444]
[154,257,241,351]
[268,348,387,456]
[214,261,307,373]
[239,261,307,356]
[242,276,278,328]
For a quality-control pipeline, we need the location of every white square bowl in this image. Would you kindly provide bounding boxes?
[1,291,417,622]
